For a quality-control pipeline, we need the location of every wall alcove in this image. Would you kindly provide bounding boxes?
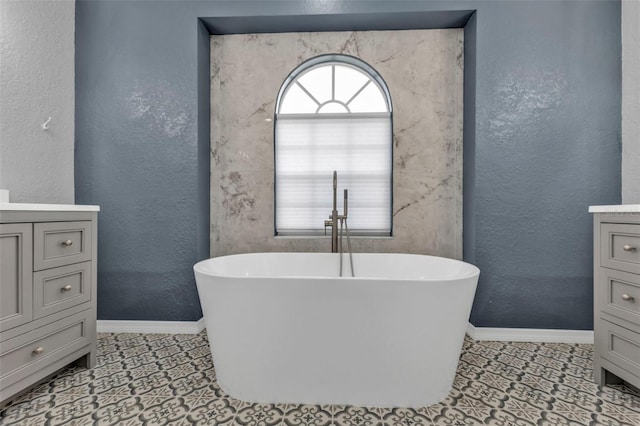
[197,10,477,261]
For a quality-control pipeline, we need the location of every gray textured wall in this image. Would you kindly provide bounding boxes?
[75,1,205,320]
[470,1,620,329]
[76,0,621,328]
[622,1,640,204]
[1,0,75,204]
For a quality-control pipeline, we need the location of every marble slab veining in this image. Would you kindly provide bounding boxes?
[210,29,463,258]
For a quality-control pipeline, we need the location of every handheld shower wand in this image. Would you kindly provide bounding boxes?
[343,189,348,216]
[342,189,355,277]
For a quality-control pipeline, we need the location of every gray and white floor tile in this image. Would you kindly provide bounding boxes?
[1,333,639,425]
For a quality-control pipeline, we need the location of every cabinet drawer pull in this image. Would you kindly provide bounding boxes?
[623,244,636,252]
[62,239,73,247]
[32,347,45,356]
[61,285,72,292]
[621,294,635,302]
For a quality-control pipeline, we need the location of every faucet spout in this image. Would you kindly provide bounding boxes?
[331,171,338,253]
[325,170,347,253]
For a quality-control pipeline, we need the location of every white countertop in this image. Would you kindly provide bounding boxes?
[0,203,100,212]
[588,204,640,213]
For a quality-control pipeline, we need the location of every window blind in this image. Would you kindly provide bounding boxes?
[275,114,392,235]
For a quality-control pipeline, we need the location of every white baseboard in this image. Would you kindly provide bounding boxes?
[96,319,593,343]
[466,322,594,344]
[97,318,205,335]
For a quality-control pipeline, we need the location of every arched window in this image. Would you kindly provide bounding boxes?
[275,54,392,236]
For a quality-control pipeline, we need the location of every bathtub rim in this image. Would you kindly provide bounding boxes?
[193,252,480,282]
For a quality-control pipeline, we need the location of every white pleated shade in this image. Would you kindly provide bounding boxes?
[275,115,392,235]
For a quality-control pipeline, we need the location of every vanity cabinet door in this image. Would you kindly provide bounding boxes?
[0,224,33,333]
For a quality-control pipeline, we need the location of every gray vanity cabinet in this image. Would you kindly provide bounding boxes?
[593,212,640,389]
[0,209,97,406]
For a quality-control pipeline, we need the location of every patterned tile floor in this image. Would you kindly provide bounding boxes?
[1,331,639,425]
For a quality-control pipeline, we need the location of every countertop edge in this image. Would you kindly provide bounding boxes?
[0,203,100,212]
[588,204,640,213]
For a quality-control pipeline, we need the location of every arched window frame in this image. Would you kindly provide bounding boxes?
[274,54,393,236]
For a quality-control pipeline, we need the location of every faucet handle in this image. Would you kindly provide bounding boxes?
[324,219,332,236]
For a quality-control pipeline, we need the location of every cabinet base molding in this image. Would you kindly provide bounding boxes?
[466,323,594,343]
[97,318,205,335]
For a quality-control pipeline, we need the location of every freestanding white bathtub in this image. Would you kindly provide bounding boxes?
[193,252,479,408]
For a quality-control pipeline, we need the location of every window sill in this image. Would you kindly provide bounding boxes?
[274,235,393,240]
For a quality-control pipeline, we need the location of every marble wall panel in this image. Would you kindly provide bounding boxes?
[211,30,463,258]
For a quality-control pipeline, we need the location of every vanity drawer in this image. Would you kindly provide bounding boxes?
[601,223,640,274]
[0,310,93,388]
[599,268,640,327]
[34,221,91,271]
[33,262,92,320]
[597,319,640,381]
